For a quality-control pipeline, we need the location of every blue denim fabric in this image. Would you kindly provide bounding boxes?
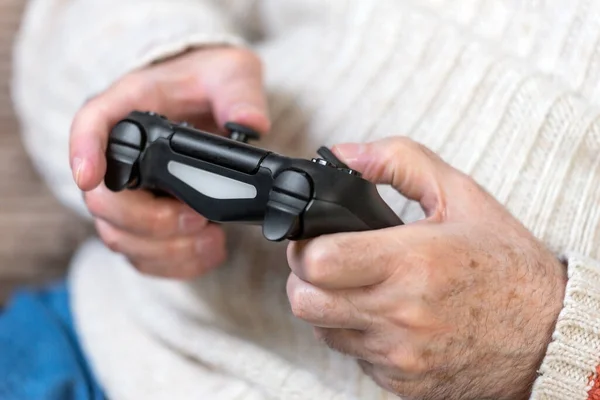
[0,280,105,400]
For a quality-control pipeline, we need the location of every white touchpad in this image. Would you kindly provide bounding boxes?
[167,161,257,200]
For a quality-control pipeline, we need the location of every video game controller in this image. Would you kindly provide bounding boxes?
[104,111,403,241]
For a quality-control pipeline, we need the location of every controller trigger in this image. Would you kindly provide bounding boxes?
[105,120,144,191]
[263,170,312,241]
[315,146,362,176]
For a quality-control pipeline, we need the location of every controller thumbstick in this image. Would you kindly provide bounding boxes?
[104,121,143,191]
[225,122,261,143]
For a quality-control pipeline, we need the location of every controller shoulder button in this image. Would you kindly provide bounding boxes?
[105,121,143,191]
[263,170,313,241]
[111,121,143,149]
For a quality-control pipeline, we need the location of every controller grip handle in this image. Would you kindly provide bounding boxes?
[298,186,403,240]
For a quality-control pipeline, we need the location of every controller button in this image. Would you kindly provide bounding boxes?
[340,168,361,176]
[311,158,334,167]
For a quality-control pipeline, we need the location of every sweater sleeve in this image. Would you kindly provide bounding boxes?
[11,0,248,219]
[530,254,600,400]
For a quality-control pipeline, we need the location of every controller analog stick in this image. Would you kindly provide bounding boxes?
[225,122,261,143]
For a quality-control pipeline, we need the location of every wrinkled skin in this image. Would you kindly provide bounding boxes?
[286,137,567,400]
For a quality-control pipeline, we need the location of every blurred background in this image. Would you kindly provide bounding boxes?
[0,0,90,305]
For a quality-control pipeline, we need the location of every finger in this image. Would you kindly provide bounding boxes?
[315,328,424,380]
[69,56,225,192]
[357,360,423,399]
[95,219,226,278]
[69,73,164,191]
[331,137,454,220]
[85,184,208,238]
[200,48,271,134]
[287,232,400,290]
[286,273,374,330]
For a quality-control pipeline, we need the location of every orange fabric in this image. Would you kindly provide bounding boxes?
[588,365,600,400]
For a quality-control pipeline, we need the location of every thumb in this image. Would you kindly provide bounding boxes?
[201,50,271,134]
[332,137,453,219]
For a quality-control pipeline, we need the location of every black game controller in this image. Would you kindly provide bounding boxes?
[104,111,403,241]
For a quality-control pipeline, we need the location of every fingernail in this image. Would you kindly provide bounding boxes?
[332,143,365,164]
[179,210,208,233]
[72,157,85,187]
[229,103,266,122]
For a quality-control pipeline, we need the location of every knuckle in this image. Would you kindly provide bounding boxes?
[196,226,227,260]
[390,304,430,329]
[148,205,178,236]
[288,284,318,322]
[385,346,427,376]
[164,237,192,260]
[398,355,428,376]
[388,137,440,165]
[220,48,263,78]
[289,290,312,321]
[301,241,335,285]
[84,190,104,217]
[389,136,422,154]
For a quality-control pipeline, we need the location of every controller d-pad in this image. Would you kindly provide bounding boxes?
[263,170,313,241]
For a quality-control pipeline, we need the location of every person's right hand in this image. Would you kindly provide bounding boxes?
[69,46,271,279]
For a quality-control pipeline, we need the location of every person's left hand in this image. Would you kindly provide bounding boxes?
[286,137,567,400]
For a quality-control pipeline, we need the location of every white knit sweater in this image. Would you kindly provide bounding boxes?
[10,1,600,399]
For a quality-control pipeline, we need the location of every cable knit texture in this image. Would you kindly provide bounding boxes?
[10,0,600,399]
